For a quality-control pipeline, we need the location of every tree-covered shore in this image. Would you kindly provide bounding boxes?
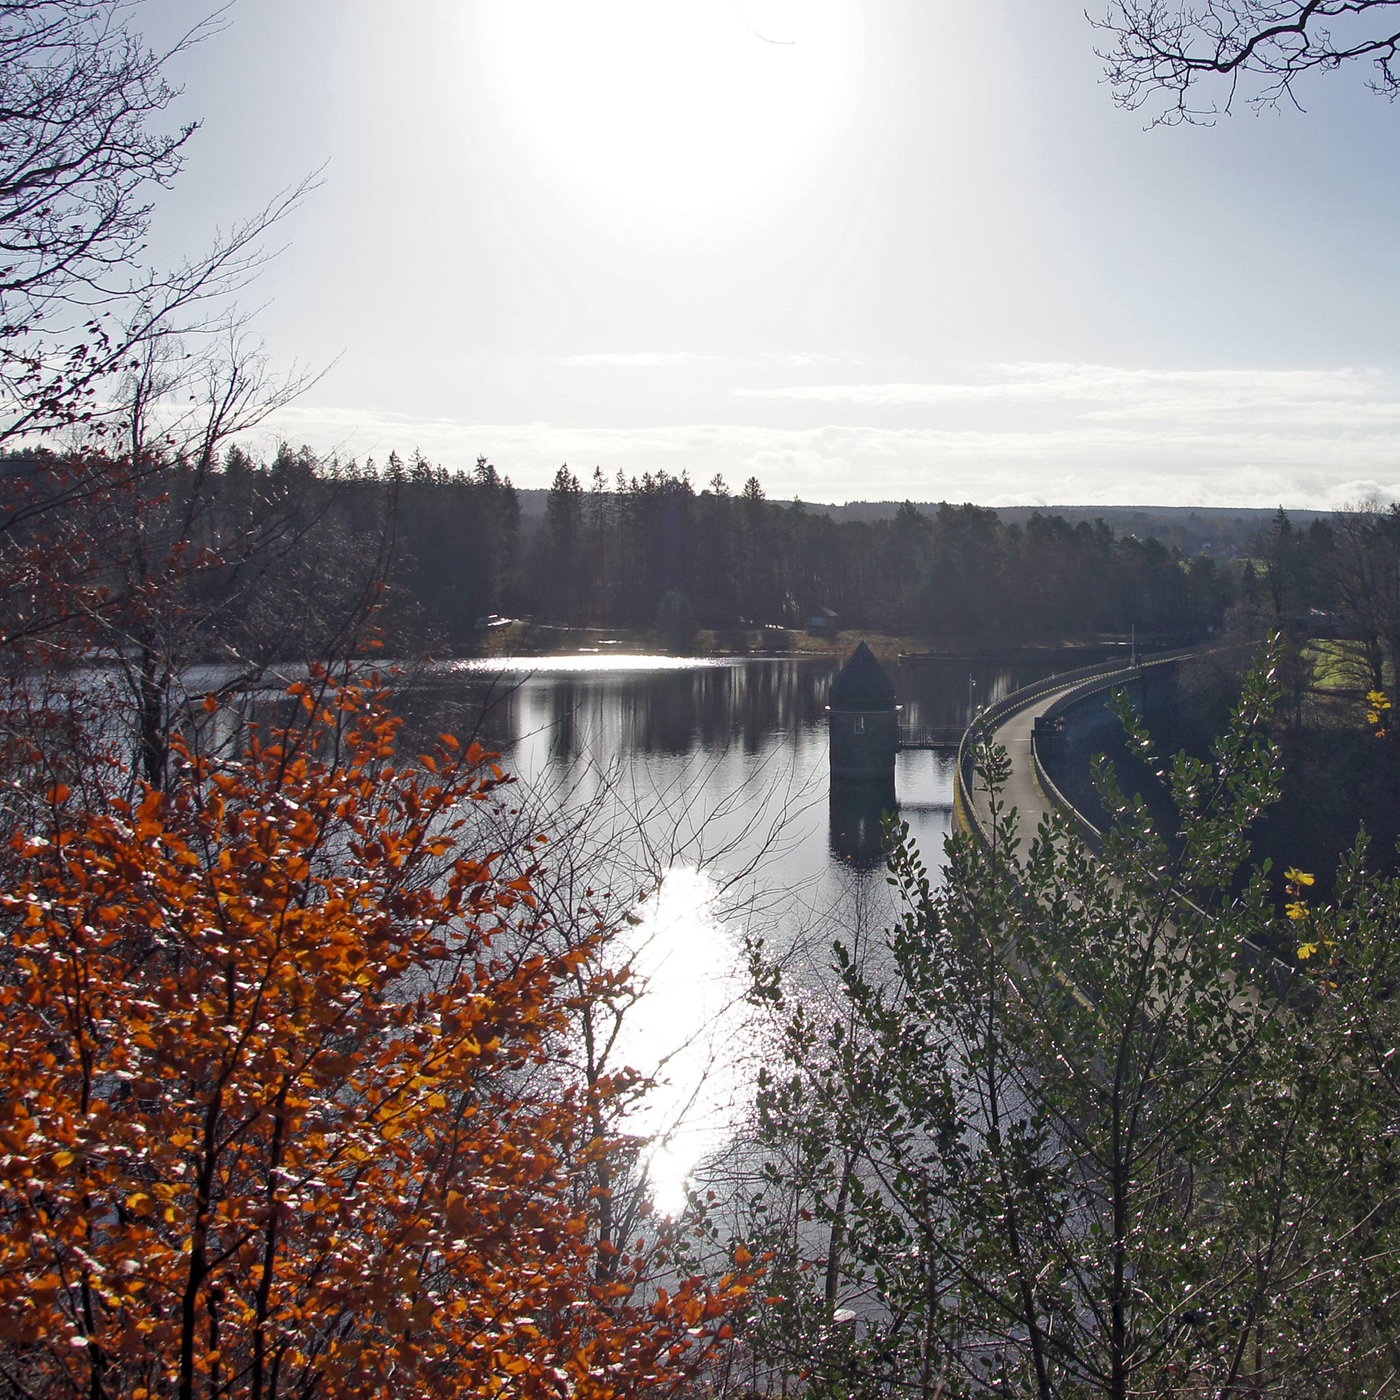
[0,444,1235,661]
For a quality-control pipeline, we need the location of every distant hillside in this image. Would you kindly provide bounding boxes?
[835,503,1325,558]
[514,489,1316,558]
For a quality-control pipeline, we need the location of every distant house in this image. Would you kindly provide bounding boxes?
[807,606,840,632]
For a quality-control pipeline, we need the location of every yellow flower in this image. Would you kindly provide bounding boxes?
[1297,941,1318,960]
[1367,690,1392,736]
[1286,900,1310,922]
[1284,867,1315,887]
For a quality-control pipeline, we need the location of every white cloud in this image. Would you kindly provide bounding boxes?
[559,349,865,370]
[758,351,868,369]
[736,363,1400,421]
[248,400,1400,511]
[719,363,1400,502]
[560,351,720,368]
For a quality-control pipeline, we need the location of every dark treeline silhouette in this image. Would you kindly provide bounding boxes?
[8,444,1248,655]
[519,466,1234,645]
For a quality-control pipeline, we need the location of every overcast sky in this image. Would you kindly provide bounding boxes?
[139,0,1400,508]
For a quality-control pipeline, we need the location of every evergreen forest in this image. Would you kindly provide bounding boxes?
[2,445,1247,654]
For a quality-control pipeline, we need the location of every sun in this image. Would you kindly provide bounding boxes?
[468,0,860,248]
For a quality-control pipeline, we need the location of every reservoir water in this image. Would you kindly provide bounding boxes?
[398,650,1060,1209]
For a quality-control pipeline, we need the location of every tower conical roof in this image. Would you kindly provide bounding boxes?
[828,641,896,709]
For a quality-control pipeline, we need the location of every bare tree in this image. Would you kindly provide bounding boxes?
[0,0,372,794]
[0,0,199,307]
[2,174,315,448]
[1324,500,1400,700]
[1099,0,1400,121]
[1,0,318,447]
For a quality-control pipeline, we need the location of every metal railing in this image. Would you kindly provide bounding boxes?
[953,643,1299,995]
[953,649,1199,843]
[899,724,964,748]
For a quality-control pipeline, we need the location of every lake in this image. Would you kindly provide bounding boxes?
[399,649,1062,1210]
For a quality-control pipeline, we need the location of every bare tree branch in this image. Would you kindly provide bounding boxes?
[1097,0,1400,122]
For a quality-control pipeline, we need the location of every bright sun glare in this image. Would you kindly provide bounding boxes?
[471,0,859,245]
[612,865,750,1217]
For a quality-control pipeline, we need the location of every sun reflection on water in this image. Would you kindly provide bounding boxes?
[612,865,752,1217]
[449,654,733,675]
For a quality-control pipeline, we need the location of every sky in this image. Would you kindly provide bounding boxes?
[136,0,1400,509]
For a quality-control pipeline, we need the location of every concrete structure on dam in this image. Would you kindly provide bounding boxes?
[826,641,900,869]
[827,641,900,788]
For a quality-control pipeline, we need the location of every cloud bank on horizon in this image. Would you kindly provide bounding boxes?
[256,359,1400,511]
[137,2,1400,515]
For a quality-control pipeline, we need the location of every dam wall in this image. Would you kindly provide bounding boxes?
[1031,654,1186,846]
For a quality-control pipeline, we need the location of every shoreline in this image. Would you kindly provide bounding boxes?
[470,622,1158,667]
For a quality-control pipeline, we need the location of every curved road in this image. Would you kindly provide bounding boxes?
[961,679,1091,848]
[957,649,1295,1001]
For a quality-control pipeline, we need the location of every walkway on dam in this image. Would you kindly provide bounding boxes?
[958,647,1204,847]
[958,667,1122,848]
[956,647,1295,1001]
[963,691,1057,844]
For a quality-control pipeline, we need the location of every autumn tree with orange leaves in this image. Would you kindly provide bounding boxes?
[0,8,756,1394]
[0,677,753,1399]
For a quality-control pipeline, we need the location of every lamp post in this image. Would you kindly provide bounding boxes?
[968,672,976,719]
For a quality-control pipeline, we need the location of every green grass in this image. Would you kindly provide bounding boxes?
[1307,638,1373,693]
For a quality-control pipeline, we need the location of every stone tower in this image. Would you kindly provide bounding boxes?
[827,641,899,786]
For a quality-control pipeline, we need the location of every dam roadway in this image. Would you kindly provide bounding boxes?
[955,645,1215,849]
[952,651,1168,849]
[953,643,1297,1004]
[959,685,1062,846]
